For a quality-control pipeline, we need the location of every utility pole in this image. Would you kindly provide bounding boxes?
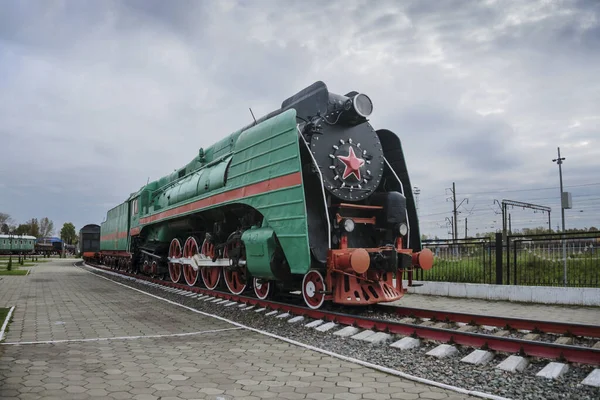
[465,217,468,239]
[508,214,511,235]
[413,186,421,215]
[552,147,567,234]
[447,182,468,243]
[452,182,457,242]
[552,147,570,286]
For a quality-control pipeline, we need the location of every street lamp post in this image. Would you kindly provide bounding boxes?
[8,233,13,271]
[552,147,567,286]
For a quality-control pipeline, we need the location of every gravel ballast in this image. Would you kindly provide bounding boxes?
[81,264,600,400]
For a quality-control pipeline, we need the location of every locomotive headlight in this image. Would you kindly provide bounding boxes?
[353,93,373,117]
[342,218,355,233]
[398,223,408,236]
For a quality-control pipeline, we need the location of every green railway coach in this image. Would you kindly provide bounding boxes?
[0,234,36,255]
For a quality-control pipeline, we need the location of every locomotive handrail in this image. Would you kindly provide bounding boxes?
[297,125,331,250]
[383,157,411,249]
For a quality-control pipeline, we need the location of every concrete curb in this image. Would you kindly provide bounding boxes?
[401,280,600,306]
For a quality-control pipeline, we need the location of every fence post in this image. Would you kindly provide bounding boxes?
[495,232,503,284]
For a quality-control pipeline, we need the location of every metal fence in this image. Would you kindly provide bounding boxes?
[416,238,495,284]
[415,231,600,288]
[507,232,600,287]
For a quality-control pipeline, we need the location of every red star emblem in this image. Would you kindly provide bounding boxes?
[337,147,365,180]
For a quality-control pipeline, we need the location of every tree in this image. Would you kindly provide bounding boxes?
[0,213,13,233]
[27,218,40,237]
[39,217,54,238]
[60,222,77,245]
[15,224,30,235]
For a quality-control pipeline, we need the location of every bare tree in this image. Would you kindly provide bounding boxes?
[39,217,54,238]
[0,213,14,234]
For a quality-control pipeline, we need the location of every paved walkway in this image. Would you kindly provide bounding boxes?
[0,259,473,400]
[388,293,600,325]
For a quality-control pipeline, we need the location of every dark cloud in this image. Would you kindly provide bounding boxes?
[0,0,598,238]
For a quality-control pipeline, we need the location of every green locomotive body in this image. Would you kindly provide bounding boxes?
[98,81,433,308]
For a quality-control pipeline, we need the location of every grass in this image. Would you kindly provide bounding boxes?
[0,256,47,276]
[0,308,8,325]
[0,270,28,276]
[0,307,12,341]
[415,249,600,287]
[0,262,37,268]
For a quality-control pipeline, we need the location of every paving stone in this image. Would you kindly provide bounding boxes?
[0,259,474,400]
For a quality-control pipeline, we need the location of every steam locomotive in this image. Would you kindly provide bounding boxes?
[93,81,433,309]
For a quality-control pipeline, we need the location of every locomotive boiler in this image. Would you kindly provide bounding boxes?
[97,81,433,309]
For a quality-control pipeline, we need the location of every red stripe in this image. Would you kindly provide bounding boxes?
[139,172,302,225]
[130,227,141,236]
[100,231,128,242]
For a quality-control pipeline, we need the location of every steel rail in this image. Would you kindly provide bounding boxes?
[82,262,600,366]
[377,305,600,339]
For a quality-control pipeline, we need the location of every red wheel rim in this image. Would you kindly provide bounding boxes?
[253,278,271,300]
[200,239,221,290]
[201,267,220,290]
[302,270,326,309]
[224,269,247,295]
[168,238,182,283]
[224,236,247,295]
[183,237,199,286]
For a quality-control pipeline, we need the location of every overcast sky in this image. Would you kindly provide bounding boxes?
[1,0,598,239]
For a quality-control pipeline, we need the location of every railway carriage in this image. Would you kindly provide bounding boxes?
[0,234,36,255]
[79,224,101,262]
[97,81,433,309]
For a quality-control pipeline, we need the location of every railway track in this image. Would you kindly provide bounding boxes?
[81,261,600,366]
